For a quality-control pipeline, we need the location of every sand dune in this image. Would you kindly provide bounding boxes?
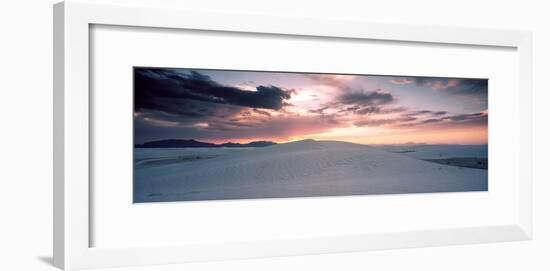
[376,144,488,159]
[134,140,488,202]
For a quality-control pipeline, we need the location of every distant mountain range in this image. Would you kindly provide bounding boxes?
[135,139,277,148]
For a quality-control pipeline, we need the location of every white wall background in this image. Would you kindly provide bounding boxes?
[0,0,548,270]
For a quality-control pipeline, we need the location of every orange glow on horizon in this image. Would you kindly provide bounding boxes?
[135,68,489,146]
[200,124,488,145]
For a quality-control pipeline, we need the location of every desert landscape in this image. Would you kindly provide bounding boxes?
[133,67,488,203]
[134,140,487,202]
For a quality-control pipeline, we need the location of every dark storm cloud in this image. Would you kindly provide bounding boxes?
[134,68,293,116]
[135,102,244,127]
[414,77,488,97]
[134,68,298,143]
[389,76,488,98]
[354,116,417,127]
[338,90,395,106]
[447,80,488,96]
[442,112,488,122]
[352,110,487,129]
[308,106,330,114]
[336,105,407,116]
[310,89,396,118]
[349,106,403,115]
[405,110,448,117]
[399,111,488,128]
[419,118,444,125]
[356,106,382,115]
[252,108,272,117]
[338,106,360,113]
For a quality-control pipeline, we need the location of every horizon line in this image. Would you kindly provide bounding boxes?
[135,138,488,146]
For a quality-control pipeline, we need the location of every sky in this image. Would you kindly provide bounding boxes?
[134,67,488,145]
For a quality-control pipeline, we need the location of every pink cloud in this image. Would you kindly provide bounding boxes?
[390,78,415,85]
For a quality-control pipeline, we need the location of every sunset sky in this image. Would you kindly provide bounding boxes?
[134,68,488,145]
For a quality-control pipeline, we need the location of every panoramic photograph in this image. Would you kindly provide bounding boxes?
[133,67,488,203]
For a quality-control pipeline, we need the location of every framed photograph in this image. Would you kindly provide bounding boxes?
[54,0,533,270]
[133,67,490,203]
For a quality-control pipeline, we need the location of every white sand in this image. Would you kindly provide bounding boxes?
[375,144,488,159]
[134,140,488,202]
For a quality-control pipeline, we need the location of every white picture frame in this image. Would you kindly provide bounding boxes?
[53,0,533,270]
